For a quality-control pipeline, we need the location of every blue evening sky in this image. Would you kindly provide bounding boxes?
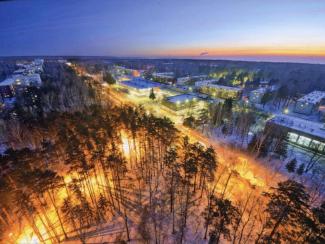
[0,0,325,63]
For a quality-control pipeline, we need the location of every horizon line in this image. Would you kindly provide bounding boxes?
[1,55,325,65]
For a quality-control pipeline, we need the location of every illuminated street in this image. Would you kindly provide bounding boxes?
[1,1,325,243]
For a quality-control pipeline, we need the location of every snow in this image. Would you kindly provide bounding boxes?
[0,144,7,155]
[269,114,325,140]
[152,72,175,79]
[251,87,267,94]
[200,83,242,92]
[0,77,16,86]
[297,90,325,105]
[166,94,199,104]
[194,79,217,87]
[121,78,162,90]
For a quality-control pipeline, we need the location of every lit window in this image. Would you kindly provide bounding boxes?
[297,136,311,147]
[288,132,298,142]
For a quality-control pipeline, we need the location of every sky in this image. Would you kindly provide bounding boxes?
[1,0,325,63]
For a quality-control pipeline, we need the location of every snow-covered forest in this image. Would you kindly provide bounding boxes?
[0,103,324,243]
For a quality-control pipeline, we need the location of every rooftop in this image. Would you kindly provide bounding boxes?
[259,80,269,84]
[153,72,175,78]
[0,77,16,86]
[202,84,242,92]
[195,79,217,86]
[13,69,26,74]
[121,78,161,90]
[269,114,325,140]
[0,74,42,87]
[166,93,200,104]
[251,87,267,93]
[297,91,325,104]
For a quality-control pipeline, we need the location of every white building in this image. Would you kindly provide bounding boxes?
[16,59,44,74]
[176,76,191,84]
[152,72,174,79]
[119,78,162,97]
[249,88,268,104]
[194,79,217,87]
[162,93,208,116]
[268,114,325,154]
[259,80,270,88]
[191,75,208,80]
[199,84,242,99]
[294,91,325,115]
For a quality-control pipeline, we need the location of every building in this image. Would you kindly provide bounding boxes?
[194,79,217,87]
[162,93,207,115]
[198,84,242,100]
[119,78,162,97]
[0,73,42,99]
[0,59,43,102]
[25,74,42,87]
[191,75,208,80]
[11,74,42,87]
[152,72,175,84]
[249,88,267,104]
[176,75,210,85]
[0,78,17,98]
[176,76,191,84]
[267,114,325,155]
[294,91,325,115]
[259,80,270,88]
[112,66,142,77]
[15,59,44,75]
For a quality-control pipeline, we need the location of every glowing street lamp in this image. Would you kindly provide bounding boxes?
[283,108,289,114]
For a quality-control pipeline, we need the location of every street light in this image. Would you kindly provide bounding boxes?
[284,108,289,114]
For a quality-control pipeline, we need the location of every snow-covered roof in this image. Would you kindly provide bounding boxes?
[153,72,175,78]
[0,77,16,86]
[251,87,267,94]
[259,80,269,84]
[269,114,325,140]
[192,75,208,79]
[25,74,42,85]
[297,91,325,105]
[201,84,242,92]
[0,74,42,87]
[166,94,199,104]
[121,78,161,90]
[13,69,26,74]
[176,76,191,82]
[195,79,217,87]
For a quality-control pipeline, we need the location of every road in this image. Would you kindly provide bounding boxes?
[102,85,285,198]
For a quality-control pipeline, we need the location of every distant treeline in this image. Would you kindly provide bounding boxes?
[112,59,325,94]
[2,58,325,94]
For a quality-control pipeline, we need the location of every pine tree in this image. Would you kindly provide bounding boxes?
[305,201,325,243]
[285,158,297,173]
[260,180,310,243]
[149,88,156,100]
[103,72,116,84]
[204,195,240,244]
[297,163,305,175]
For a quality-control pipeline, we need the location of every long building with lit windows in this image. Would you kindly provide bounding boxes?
[197,83,242,100]
[162,93,208,116]
[267,114,325,154]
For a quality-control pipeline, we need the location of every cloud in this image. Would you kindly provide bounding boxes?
[199,51,209,56]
